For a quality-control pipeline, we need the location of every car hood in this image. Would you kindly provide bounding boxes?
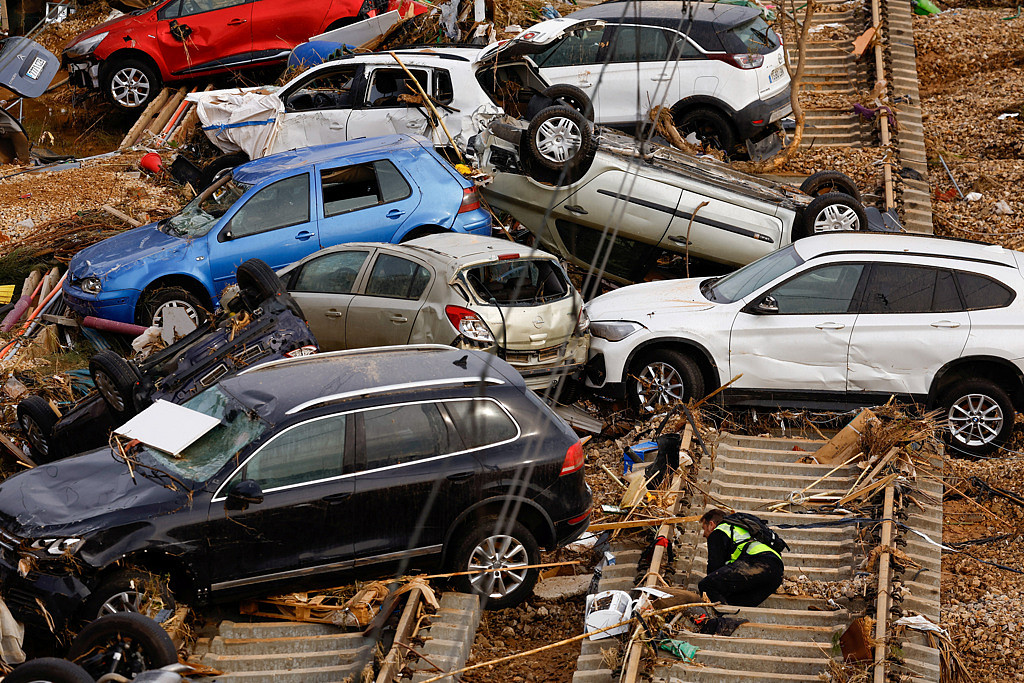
[586,278,715,321]
[69,221,191,282]
[475,17,604,66]
[0,448,186,537]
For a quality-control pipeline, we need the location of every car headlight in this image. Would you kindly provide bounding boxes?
[64,32,108,58]
[29,537,85,556]
[80,277,102,295]
[590,321,644,342]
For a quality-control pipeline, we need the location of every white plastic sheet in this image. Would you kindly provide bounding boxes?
[188,90,284,159]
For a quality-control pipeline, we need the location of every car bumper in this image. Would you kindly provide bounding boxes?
[0,553,89,636]
[64,56,100,90]
[452,208,492,236]
[455,335,590,389]
[63,283,141,324]
[734,89,793,140]
[584,334,633,391]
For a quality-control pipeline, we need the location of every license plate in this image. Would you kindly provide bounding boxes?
[769,65,785,83]
[26,57,46,80]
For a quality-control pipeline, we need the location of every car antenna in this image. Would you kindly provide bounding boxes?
[489,297,508,361]
[453,354,468,369]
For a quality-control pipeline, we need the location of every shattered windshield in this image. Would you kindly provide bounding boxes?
[704,245,803,303]
[164,178,251,238]
[464,259,569,304]
[140,386,267,482]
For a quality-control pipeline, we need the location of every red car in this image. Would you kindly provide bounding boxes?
[62,0,372,111]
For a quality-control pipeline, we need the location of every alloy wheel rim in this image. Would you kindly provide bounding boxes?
[813,204,860,232]
[99,589,143,617]
[111,68,150,108]
[20,416,48,457]
[94,370,126,413]
[948,393,1003,447]
[636,362,684,412]
[467,534,529,599]
[536,117,582,163]
[153,299,201,327]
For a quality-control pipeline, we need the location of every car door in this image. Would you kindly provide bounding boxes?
[729,262,865,393]
[272,64,360,153]
[847,264,970,396]
[206,413,355,593]
[249,0,329,58]
[345,67,433,139]
[347,400,483,564]
[344,252,432,347]
[316,158,419,245]
[155,0,254,77]
[530,25,605,113]
[208,172,318,295]
[287,248,374,350]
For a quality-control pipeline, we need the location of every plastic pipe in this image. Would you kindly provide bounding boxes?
[82,316,148,337]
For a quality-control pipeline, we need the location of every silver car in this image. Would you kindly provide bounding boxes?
[277,233,590,392]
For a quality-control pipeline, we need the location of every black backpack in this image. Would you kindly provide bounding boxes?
[722,513,790,555]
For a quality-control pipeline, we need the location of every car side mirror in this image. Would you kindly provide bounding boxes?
[750,295,779,314]
[226,479,263,510]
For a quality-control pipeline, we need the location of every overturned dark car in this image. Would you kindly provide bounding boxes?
[0,346,591,636]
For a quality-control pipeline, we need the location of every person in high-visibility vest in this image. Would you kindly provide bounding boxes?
[698,507,784,607]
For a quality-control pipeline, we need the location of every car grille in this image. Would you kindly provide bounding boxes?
[505,344,564,365]
[4,582,53,630]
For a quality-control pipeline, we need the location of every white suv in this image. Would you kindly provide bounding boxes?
[585,233,1024,456]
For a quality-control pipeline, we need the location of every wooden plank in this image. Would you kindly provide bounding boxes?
[837,472,898,506]
[588,515,699,532]
[168,84,213,145]
[41,314,78,327]
[851,25,877,59]
[102,204,143,227]
[872,485,895,683]
[120,88,173,149]
[146,87,187,136]
[375,586,422,683]
[813,409,874,465]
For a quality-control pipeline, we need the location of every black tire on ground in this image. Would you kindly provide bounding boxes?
[451,517,540,610]
[79,569,176,623]
[539,84,594,121]
[799,170,862,202]
[673,106,737,154]
[69,612,178,681]
[137,285,209,328]
[102,58,161,112]
[627,348,704,413]
[4,658,94,683]
[525,106,597,173]
[200,152,249,189]
[796,192,867,239]
[17,394,59,463]
[940,378,1015,458]
[89,350,141,419]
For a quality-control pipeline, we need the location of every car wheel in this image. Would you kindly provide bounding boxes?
[452,517,540,609]
[628,349,704,413]
[102,59,160,112]
[235,259,304,318]
[139,286,208,328]
[799,170,862,202]
[200,152,249,189]
[797,192,867,239]
[941,378,1015,457]
[674,106,737,153]
[535,84,594,121]
[69,613,177,681]
[4,658,94,683]
[17,395,59,463]
[525,106,597,173]
[89,350,141,418]
[79,569,176,623]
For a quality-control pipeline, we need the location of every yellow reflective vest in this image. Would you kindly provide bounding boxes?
[715,522,782,563]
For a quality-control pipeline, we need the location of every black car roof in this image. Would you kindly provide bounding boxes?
[571,0,760,30]
[218,346,523,423]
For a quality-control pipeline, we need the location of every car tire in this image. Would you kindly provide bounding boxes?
[138,286,209,328]
[940,378,1015,458]
[102,59,161,112]
[89,350,141,419]
[799,170,861,202]
[201,152,249,189]
[627,349,704,413]
[79,569,176,623]
[674,106,737,154]
[797,192,867,238]
[525,106,597,173]
[4,658,94,683]
[235,259,304,318]
[17,394,59,463]
[533,84,594,122]
[451,517,540,610]
[69,612,178,681]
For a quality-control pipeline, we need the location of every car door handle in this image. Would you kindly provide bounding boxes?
[651,75,672,81]
[815,322,845,330]
[578,82,592,88]
[447,471,474,482]
[389,314,408,323]
[565,204,588,215]
[322,492,351,503]
[930,320,961,328]
[386,209,405,219]
[325,309,344,318]
[668,236,691,246]
[295,230,315,241]
[227,17,247,25]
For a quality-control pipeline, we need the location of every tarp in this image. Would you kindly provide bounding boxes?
[187,90,283,159]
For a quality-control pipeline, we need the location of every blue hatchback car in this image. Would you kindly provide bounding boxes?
[63,135,491,326]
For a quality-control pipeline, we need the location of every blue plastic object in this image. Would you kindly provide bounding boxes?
[623,440,659,475]
[287,41,356,69]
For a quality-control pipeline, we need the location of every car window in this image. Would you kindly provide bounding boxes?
[669,31,702,59]
[365,254,431,299]
[167,178,251,238]
[361,403,450,469]
[284,66,358,112]
[225,174,310,239]
[158,0,182,19]
[768,264,864,314]
[365,68,428,107]
[606,25,674,63]
[444,398,518,450]
[233,414,347,492]
[555,220,659,282]
[293,250,370,294]
[433,69,454,105]
[320,160,411,217]
[178,0,248,17]
[464,259,569,304]
[706,245,803,303]
[860,264,952,314]
[533,27,605,67]
[722,16,781,55]
[956,271,1016,310]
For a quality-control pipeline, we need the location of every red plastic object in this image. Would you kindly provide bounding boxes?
[82,316,149,337]
[139,152,163,174]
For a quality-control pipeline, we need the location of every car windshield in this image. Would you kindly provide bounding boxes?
[140,386,267,483]
[703,246,804,303]
[464,259,569,304]
[164,178,251,238]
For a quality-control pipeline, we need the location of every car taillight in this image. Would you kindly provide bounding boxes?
[284,345,318,358]
[561,440,585,475]
[709,52,764,69]
[445,305,494,343]
[459,186,481,213]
